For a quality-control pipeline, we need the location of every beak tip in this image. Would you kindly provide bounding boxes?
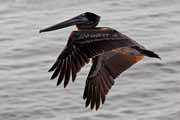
[39,30,43,33]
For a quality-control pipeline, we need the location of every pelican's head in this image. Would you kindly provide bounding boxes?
[40,12,100,33]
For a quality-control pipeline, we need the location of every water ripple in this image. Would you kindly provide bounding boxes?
[0,0,179,120]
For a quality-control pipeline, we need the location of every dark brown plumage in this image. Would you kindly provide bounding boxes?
[40,12,160,110]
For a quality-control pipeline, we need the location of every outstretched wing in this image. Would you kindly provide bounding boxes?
[83,48,144,110]
[49,28,140,88]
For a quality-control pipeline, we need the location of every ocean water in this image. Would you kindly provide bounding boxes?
[0,0,180,120]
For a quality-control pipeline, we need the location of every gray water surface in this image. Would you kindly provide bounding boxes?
[0,0,180,120]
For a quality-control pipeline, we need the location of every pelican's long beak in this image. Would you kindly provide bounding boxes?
[39,14,89,33]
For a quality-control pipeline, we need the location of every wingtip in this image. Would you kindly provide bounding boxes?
[90,106,100,111]
[48,69,53,72]
[96,107,99,111]
[56,82,60,86]
[64,83,68,88]
[85,101,90,108]
[83,95,86,100]
[48,61,58,72]
[50,76,55,80]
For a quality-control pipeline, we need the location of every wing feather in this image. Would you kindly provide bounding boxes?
[83,48,144,110]
[49,28,141,88]
[64,58,71,88]
[50,60,63,80]
[57,60,66,86]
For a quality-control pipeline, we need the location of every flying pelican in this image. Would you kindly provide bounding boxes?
[40,12,160,110]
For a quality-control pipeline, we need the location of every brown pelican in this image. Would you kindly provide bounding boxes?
[40,12,160,110]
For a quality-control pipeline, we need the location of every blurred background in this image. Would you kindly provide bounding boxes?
[0,0,180,120]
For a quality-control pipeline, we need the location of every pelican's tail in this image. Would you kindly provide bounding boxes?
[132,46,161,59]
[141,49,161,59]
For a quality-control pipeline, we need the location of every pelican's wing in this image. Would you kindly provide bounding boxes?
[49,28,142,88]
[83,48,145,110]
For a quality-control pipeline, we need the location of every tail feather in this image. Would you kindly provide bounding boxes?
[132,46,161,59]
[141,49,161,59]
